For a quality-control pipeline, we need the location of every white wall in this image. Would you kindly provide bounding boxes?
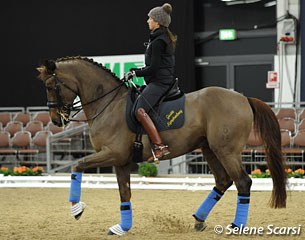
[274,0,301,106]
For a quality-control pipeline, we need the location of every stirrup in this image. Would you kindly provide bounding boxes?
[147,144,170,163]
[155,145,169,151]
[154,144,170,157]
[71,202,86,220]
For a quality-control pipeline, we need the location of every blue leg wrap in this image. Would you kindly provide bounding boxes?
[193,187,223,221]
[233,193,250,228]
[69,172,82,202]
[120,202,132,231]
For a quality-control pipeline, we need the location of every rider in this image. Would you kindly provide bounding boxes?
[125,3,177,160]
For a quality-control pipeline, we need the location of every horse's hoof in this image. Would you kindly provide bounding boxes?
[108,224,127,236]
[71,202,86,220]
[194,220,207,232]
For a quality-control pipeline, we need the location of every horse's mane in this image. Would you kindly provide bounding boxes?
[56,56,121,82]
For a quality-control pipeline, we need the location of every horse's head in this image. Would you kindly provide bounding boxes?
[37,59,78,127]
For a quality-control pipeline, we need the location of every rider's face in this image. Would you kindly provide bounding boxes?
[147,17,160,31]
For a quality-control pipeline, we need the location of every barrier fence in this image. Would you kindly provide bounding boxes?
[0,175,304,191]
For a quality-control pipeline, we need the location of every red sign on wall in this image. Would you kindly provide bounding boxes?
[266,71,279,88]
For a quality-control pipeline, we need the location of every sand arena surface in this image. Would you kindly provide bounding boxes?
[0,188,304,240]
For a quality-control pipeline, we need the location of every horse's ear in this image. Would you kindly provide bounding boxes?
[43,59,57,74]
[36,67,45,73]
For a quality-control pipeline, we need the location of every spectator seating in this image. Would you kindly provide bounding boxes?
[254,129,292,163]
[46,122,64,134]
[276,108,297,119]
[13,112,31,126]
[0,112,12,127]
[278,117,295,134]
[32,130,53,162]
[32,111,51,126]
[24,120,44,137]
[0,131,17,160]
[11,131,39,162]
[283,130,305,165]
[32,130,52,149]
[280,129,292,148]
[0,106,305,172]
[4,121,23,137]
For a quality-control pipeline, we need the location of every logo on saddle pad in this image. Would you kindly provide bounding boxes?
[126,89,185,133]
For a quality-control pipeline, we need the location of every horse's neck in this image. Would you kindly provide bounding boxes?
[75,67,126,123]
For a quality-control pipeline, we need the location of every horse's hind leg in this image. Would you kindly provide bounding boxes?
[216,151,252,229]
[193,147,233,231]
[108,163,132,236]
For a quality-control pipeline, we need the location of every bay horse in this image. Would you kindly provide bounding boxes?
[37,56,287,236]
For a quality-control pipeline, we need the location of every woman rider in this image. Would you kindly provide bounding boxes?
[125,3,177,160]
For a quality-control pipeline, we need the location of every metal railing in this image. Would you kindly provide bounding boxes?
[46,123,94,173]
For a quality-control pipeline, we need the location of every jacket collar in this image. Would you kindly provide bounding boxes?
[150,28,163,41]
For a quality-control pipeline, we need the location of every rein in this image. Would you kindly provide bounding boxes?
[46,73,125,123]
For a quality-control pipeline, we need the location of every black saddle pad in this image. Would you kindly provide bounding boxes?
[126,88,185,133]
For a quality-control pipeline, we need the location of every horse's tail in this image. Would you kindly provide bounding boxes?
[247,97,287,208]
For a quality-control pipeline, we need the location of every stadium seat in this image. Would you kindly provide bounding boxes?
[13,112,31,126]
[278,118,296,134]
[32,130,53,162]
[0,112,12,127]
[4,121,23,137]
[45,122,64,134]
[280,129,292,148]
[0,131,18,160]
[253,129,292,164]
[32,111,51,126]
[276,108,297,120]
[283,131,305,165]
[24,120,44,137]
[11,131,39,161]
[32,130,52,149]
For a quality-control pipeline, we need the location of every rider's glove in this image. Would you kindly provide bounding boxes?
[124,71,136,81]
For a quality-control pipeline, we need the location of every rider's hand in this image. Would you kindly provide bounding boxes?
[124,71,136,81]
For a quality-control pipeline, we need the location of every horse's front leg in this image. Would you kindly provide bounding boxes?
[108,163,132,236]
[69,147,121,220]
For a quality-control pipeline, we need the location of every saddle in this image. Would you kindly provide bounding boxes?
[126,78,185,133]
[158,78,182,102]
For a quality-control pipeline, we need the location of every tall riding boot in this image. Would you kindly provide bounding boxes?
[136,108,170,160]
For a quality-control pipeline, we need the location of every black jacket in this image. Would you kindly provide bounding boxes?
[134,28,175,84]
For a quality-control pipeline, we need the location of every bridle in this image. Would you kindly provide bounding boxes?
[45,73,125,123]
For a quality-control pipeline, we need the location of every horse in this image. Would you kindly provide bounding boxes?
[37,56,287,236]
